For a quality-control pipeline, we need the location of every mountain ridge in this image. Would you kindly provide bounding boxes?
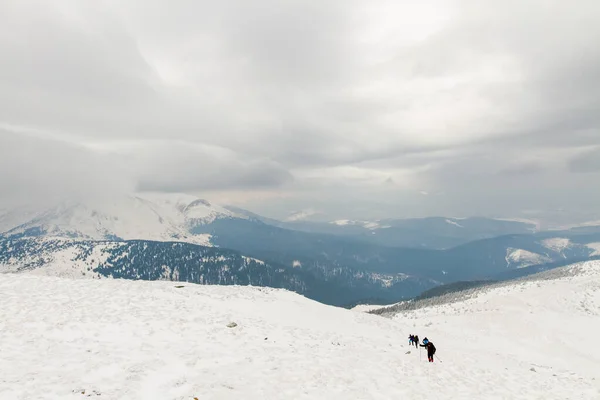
[2,193,600,306]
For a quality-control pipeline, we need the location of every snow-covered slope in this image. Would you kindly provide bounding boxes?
[502,237,599,269]
[1,262,599,399]
[330,219,383,230]
[541,237,572,253]
[380,260,600,398]
[444,218,464,228]
[505,247,552,268]
[587,242,600,256]
[0,193,244,246]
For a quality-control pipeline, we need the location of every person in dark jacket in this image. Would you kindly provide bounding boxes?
[419,337,436,362]
[408,334,414,345]
[414,335,420,348]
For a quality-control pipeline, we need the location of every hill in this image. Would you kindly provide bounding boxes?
[1,261,599,399]
[0,236,434,306]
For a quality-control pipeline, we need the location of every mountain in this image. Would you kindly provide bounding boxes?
[245,216,538,249]
[361,216,539,249]
[1,260,598,399]
[224,206,540,250]
[0,236,435,306]
[192,215,600,282]
[0,193,245,245]
[2,193,600,306]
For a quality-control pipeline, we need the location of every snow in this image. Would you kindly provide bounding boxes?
[331,219,351,226]
[242,256,265,266]
[284,209,318,222]
[386,260,600,398]
[445,219,464,228]
[330,219,381,229]
[505,247,552,268]
[1,261,599,399]
[143,192,238,224]
[0,238,126,277]
[586,242,600,256]
[541,237,572,253]
[351,303,386,312]
[363,221,380,229]
[0,193,239,246]
[369,272,410,287]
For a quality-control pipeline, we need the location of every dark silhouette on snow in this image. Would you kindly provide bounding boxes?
[420,338,436,362]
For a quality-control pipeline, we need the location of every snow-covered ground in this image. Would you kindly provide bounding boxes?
[1,262,600,399]
[350,303,388,313]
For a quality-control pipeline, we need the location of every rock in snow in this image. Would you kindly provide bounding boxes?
[1,261,600,399]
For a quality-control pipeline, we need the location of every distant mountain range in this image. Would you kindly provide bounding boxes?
[1,192,600,306]
[224,205,539,249]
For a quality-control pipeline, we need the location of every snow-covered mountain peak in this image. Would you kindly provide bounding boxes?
[0,193,245,246]
[138,192,241,224]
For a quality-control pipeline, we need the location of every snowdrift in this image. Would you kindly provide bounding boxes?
[1,261,599,399]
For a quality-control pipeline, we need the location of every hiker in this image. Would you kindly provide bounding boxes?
[420,337,436,362]
[408,334,414,345]
[414,335,419,348]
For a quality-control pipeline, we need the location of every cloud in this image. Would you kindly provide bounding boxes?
[0,129,134,207]
[568,147,600,173]
[131,141,293,192]
[0,0,599,222]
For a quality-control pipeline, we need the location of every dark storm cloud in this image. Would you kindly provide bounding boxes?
[0,0,599,221]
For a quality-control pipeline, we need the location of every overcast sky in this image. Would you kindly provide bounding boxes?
[1,0,599,223]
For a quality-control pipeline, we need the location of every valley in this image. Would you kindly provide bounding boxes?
[2,193,600,306]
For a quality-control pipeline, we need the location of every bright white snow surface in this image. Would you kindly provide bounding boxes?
[2,262,600,399]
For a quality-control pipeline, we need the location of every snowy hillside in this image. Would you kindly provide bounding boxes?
[503,237,599,269]
[1,262,599,399]
[588,242,600,256]
[0,193,244,245]
[0,236,431,306]
[505,247,552,268]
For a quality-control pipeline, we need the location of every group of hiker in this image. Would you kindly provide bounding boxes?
[408,334,437,362]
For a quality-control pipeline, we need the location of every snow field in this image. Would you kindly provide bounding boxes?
[0,262,599,399]
[391,261,600,399]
